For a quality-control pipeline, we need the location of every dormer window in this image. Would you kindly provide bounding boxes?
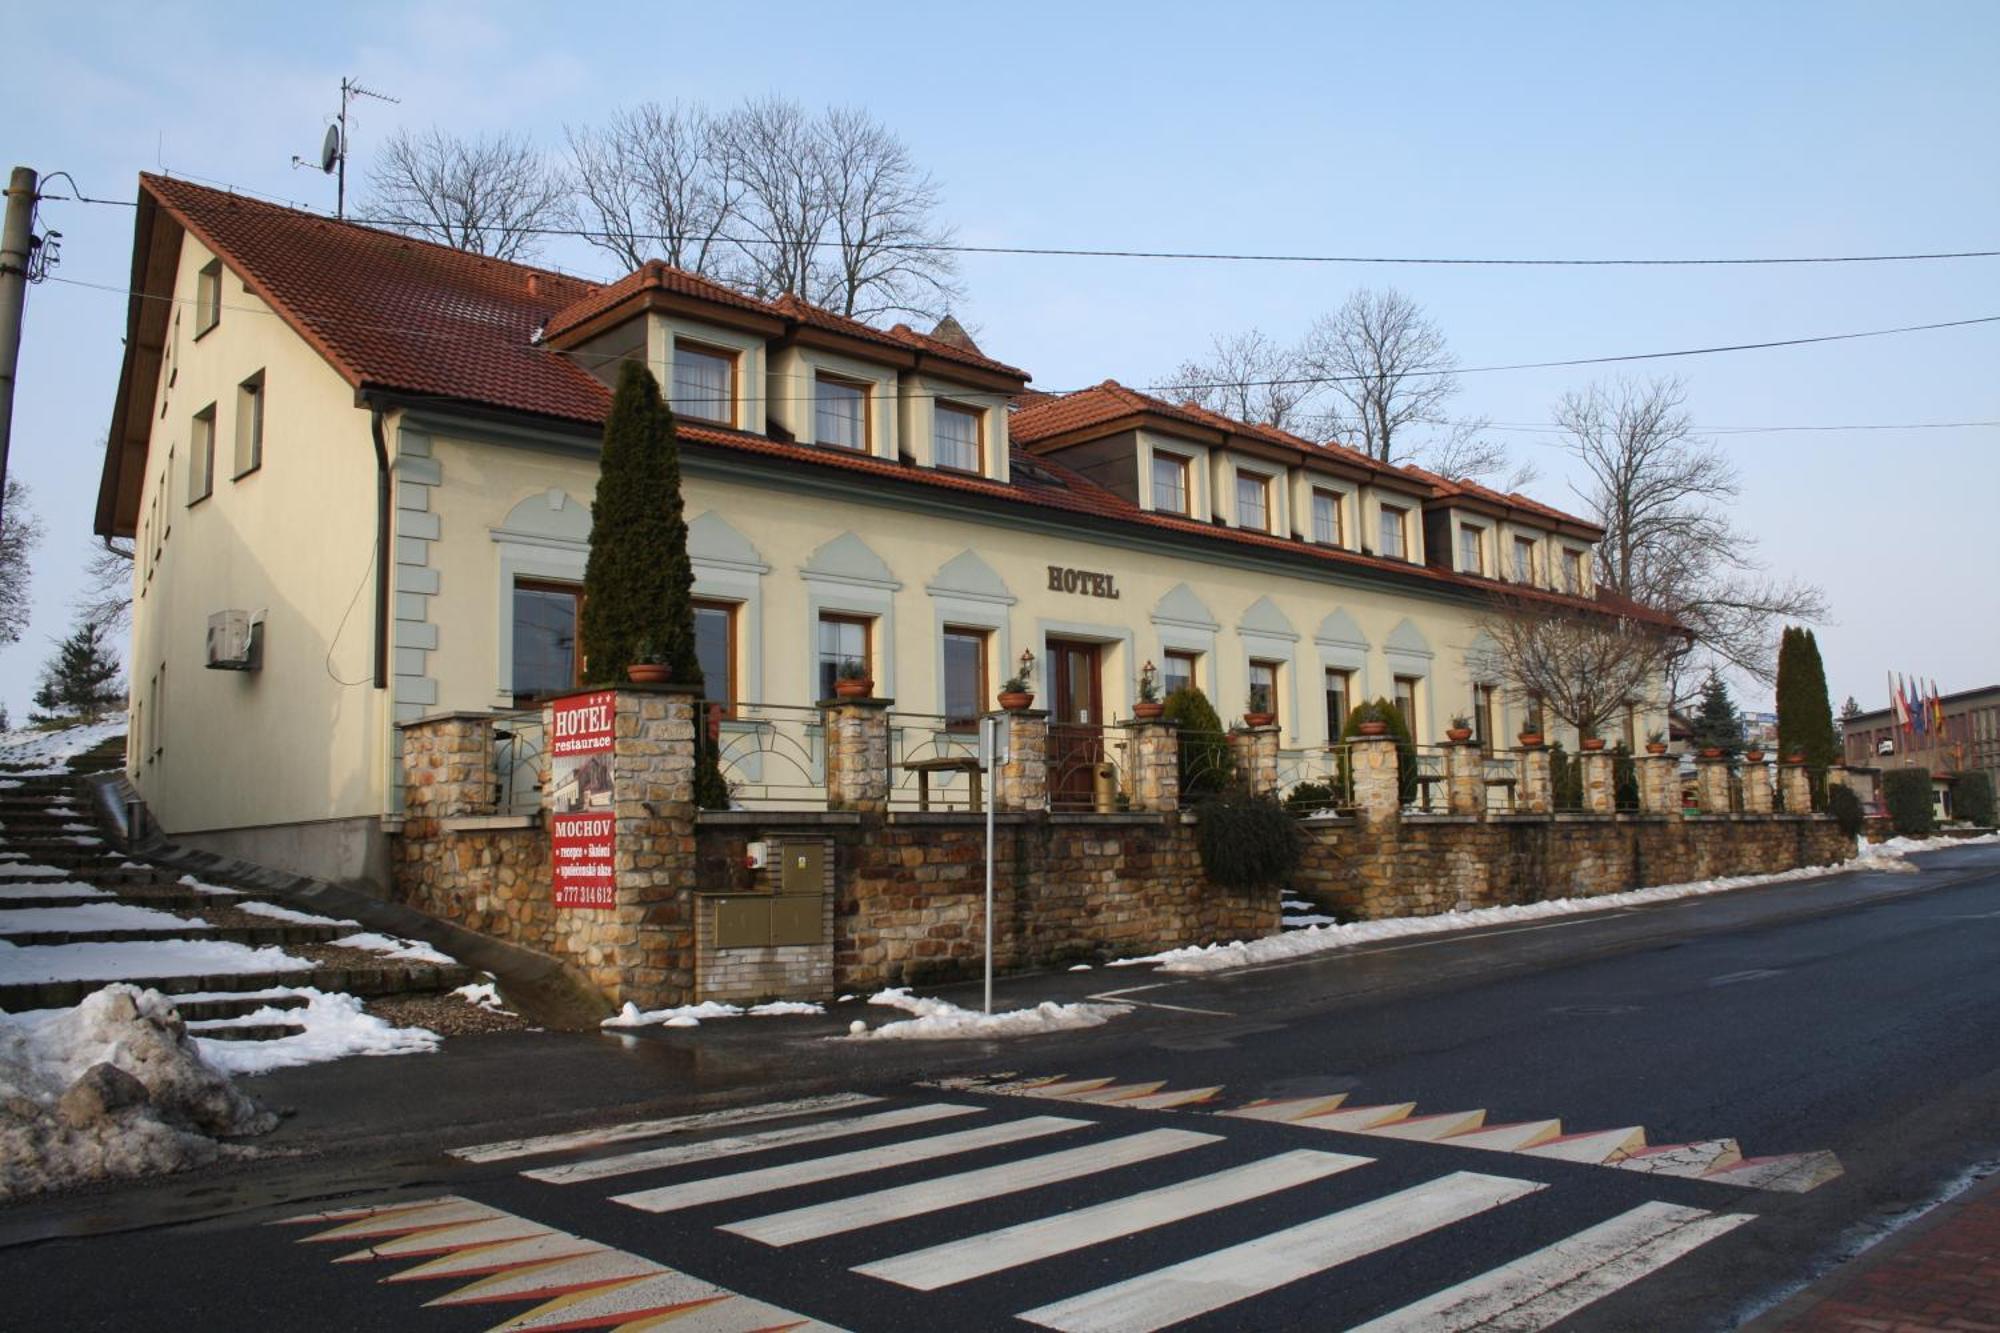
[1312,488,1343,546]
[671,341,735,425]
[1564,549,1586,594]
[1235,471,1269,531]
[1513,536,1536,583]
[1379,504,1407,560]
[815,374,867,450]
[935,402,981,473]
[1459,524,1485,575]
[1151,450,1190,515]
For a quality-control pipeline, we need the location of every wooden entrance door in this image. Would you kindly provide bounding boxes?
[1047,639,1103,808]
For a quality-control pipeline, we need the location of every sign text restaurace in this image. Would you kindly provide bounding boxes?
[1048,565,1121,600]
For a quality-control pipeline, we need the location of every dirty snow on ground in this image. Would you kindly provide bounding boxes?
[0,984,275,1201]
[0,903,204,935]
[331,932,455,965]
[191,990,440,1075]
[0,717,127,773]
[603,999,826,1028]
[0,938,312,985]
[451,981,516,1015]
[841,987,1129,1041]
[0,863,71,878]
[234,899,358,927]
[178,874,241,896]
[0,882,109,900]
[1119,835,1995,976]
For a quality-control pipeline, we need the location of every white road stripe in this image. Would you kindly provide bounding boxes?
[1345,1200,1754,1332]
[723,1128,1222,1246]
[855,1149,1371,1292]
[523,1103,978,1185]
[1019,1170,1544,1332]
[450,1093,882,1163]
[612,1114,1090,1214]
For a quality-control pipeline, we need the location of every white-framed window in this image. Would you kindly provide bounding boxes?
[671,342,735,424]
[1379,504,1407,560]
[1312,488,1343,545]
[934,402,982,473]
[1152,450,1190,514]
[233,370,264,478]
[815,375,868,450]
[1459,524,1485,575]
[195,259,222,337]
[1235,471,1270,530]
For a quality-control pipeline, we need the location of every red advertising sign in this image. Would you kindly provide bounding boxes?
[549,690,616,910]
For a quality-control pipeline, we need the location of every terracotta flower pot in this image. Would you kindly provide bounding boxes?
[1244,712,1276,728]
[626,663,670,684]
[834,677,873,699]
[1784,752,1806,764]
[1700,746,1724,759]
[1446,727,1473,743]
[1358,721,1389,737]
[1517,732,1544,747]
[1580,737,1607,752]
[1133,701,1165,720]
[998,690,1034,712]
[1646,742,1668,755]
[1744,749,1765,763]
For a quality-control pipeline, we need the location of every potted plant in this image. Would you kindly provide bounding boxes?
[1517,727,1544,747]
[833,657,873,699]
[1744,747,1766,763]
[1699,745,1725,759]
[1352,700,1391,738]
[626,637,671,685]
[1133,661,1164,720]
[1579,731,1606,752]
[1645,729,1668,756]
[1446,714,1473,743]
[1244,683,1275,728]
[997,669,1035,712]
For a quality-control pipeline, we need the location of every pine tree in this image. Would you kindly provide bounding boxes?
[1691,672,1743,756]
[1775,626,1839,769]
[577,361,727,808]
[34,619,124,721]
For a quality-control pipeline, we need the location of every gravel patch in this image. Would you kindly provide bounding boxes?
[363,993,532,1035]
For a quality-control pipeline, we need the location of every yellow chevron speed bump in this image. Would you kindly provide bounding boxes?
[274,1195,840,1331]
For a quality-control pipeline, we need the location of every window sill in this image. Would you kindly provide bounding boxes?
[231,465,262,482]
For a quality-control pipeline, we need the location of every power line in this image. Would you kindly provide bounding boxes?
[34,187,2000,269]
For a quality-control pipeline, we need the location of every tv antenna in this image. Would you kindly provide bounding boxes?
[291,76,398,218]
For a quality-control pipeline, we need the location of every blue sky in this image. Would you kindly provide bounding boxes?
[3,0,1994,718]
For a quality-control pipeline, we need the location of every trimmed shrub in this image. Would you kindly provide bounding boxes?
[1825,782,1865,838]
[1955,771,1996,827]
[1163,686,1233,798]
[1548,742,1584,810]
[1284,780,1338,816]
[1881,768,1935,836]
[1195,788,1303,889]
[1341,698,1417,806]
[1612,743,1639,809]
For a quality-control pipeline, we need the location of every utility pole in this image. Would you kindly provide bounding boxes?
[0,166,38,532]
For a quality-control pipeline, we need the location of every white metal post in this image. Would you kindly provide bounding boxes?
[981,713,997,1013]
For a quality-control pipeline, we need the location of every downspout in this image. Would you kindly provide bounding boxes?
[369,404,390,689]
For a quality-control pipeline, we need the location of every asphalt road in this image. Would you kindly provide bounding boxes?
[3,842,1995,1331]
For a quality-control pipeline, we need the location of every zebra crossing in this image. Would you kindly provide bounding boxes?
[291,1088,1768,1331]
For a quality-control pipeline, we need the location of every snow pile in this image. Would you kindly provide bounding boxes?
[602,999,826,1028]
[0,903,206,935]
[0,938,312,985]
[0,882,109,900]
[192,990,439,1075]
[0,717,128,776]
[0,863,70,879]
[234,900,358,927]
[332,932,455,965]
[452,981,515,1014]
[0,984,275,1201]
[841,987,1129,1041]
[1121,838,1984,976]
[178,875,241,897]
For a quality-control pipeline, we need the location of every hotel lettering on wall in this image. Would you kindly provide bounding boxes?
[1048,564,1122,599]
[548,690,616,910]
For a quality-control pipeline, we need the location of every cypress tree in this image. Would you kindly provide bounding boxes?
[1776,626,1839,769]
[578,362,727,808]
[1691,673,1743,756]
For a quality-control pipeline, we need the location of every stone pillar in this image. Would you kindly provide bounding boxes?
[1516,743,1552,814]
[1124,719,1180,812]
[398,712,497,820]
[820,698,892,813]
[1228,725,1281,796]
[1444,741,1484,815]
[1351,735,1402,823]
[996,710,1049,812]
[1637,753,1678,814]
[1741,759,1774,814]
[1779,761,1813,815]
[1580,749,1616,814]
[1696,756,1734,814]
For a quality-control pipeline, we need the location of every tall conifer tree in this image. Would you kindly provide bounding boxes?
[1775,625,1839,768]
[1691,672,1743,756]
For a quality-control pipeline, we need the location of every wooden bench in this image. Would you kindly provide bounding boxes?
[902,757,984,812]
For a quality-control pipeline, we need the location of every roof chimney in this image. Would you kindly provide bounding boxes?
[928,314,981,355]
[526,273,542,298]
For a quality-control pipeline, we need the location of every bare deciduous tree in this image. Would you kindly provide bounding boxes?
[1558,376,1827,707]
[0,479,42,648]
[566,102,741,276]
[1299,287,1460,461]
[1163,329,1310,431]
[364,128,568,261]
[1473,591,1680,741]
[76,536,135,632]
[1420,418,1540,491]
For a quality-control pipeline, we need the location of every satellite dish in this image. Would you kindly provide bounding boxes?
[319,124,341,174]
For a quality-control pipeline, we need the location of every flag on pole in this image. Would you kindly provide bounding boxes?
[1930,679,1946,736]
[1908,676,1926,736]
[1890,673,1909,733]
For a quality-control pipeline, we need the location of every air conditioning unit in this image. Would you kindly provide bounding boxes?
[206,609,261,671]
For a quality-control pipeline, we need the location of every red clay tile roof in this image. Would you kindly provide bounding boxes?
[767,294,1029,379]
[1400,464,1604,535]
[541,258,778,341]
